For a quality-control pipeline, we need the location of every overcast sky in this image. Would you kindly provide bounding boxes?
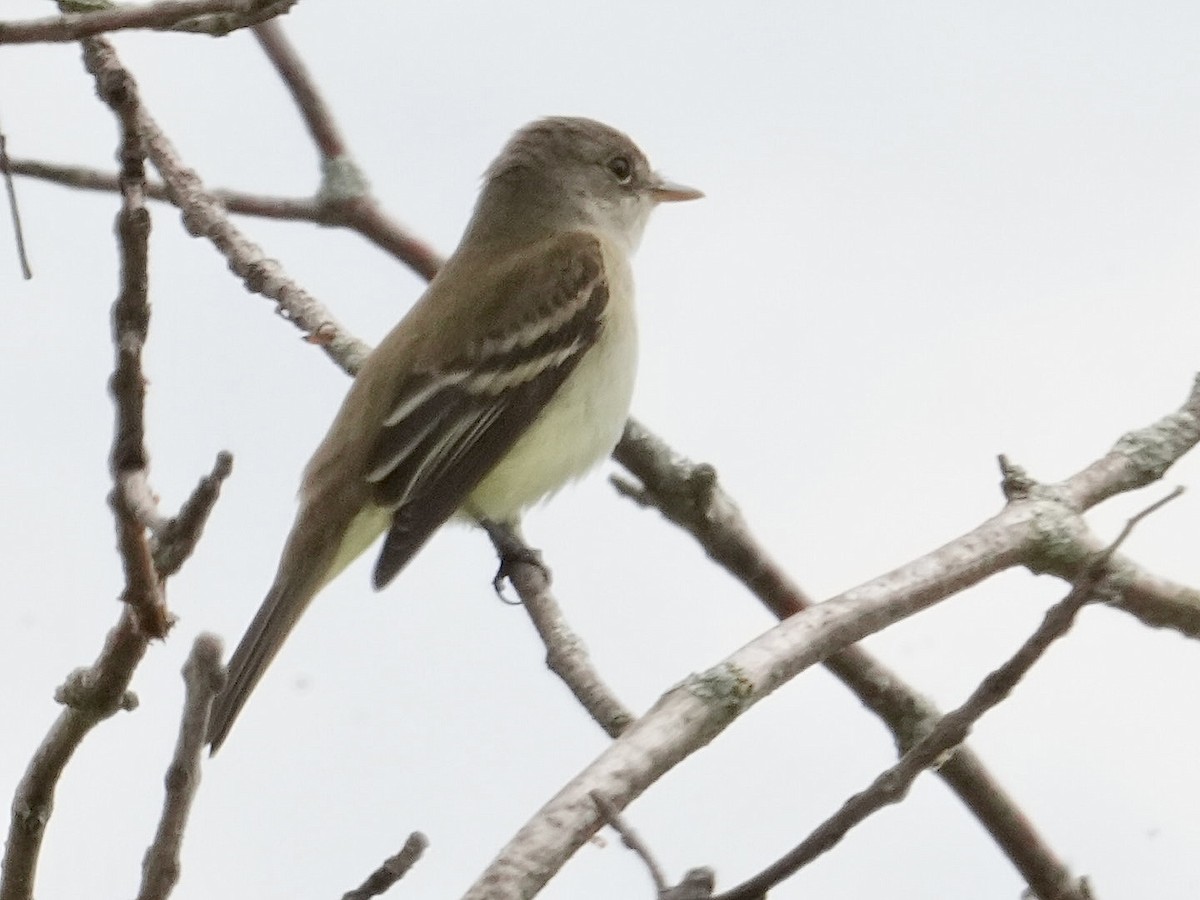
[2,3,1199,899]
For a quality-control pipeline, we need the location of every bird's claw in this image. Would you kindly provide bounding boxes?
[492,545,551,602]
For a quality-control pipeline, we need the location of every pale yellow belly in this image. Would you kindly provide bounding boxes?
[464,297,637,521]
[322,297,637,580]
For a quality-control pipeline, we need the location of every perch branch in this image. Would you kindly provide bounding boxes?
[135,634,225,900]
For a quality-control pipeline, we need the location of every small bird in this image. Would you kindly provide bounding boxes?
[206,117,702,752]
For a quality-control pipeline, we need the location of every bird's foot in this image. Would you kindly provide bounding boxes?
[481,520,552,601]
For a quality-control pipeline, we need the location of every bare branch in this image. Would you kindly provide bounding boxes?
[0,38,237,900]
[251,20,443,280]
[460,517,1028,897]
[712,490,1181,900]
[83,34,173,639]
[1058,374,1200,510]
[136,634,225,900]
[0,609,148,900]
[127,83,371,374]
[591,792,670,895]
[484,523,635,738]
[10,155,445,282]
[253,19,346,158]
[463,398,1198,899]
[16,30,1191,900]
[612,418,1096,899]
[613,420,815,620]
[9,17,445,284]
[153,451,234,577]
[0,0,296,45]
[0,122,32,278]
[1102,564,1200,635]
[8,157,318,216]
[342,833,430,900]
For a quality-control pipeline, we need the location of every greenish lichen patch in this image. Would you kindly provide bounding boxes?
[318,155,371,204]
[1024,504,1089,575]
[685,663,754,718]
[1113,410,1200,484]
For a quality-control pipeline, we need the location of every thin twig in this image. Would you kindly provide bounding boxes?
[251,21,442,280]
[0,0,295,44]
[9,156,444,281]
[135,634,225,900]
[711,489,1182,900]
[0,122,32,278]
[591,792,669,894]
[342,833,430,900]
[153,451,234,578]
[253,20,345,158]
[8,158,313,216]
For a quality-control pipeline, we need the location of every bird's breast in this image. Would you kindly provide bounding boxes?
[464,279,638,522]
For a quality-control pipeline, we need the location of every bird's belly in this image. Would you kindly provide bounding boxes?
[465,309,637,522]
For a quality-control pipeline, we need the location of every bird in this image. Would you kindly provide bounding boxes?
[206,116,702,752]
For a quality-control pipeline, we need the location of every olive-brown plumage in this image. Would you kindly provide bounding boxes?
[207,117,701,752]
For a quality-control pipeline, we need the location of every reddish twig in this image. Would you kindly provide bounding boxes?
[251,20,442,280]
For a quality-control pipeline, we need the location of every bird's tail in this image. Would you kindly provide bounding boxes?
[206,571,319,754]
[206,503,393,754]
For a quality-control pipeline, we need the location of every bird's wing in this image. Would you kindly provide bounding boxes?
[365,233,609,587]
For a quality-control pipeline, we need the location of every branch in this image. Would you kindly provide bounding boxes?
[0,0,295,44]
[591,795,718,900]
[152,451,234,578]
[612,383,1200,899]
[253,19,346,158]
[8,20,442,284]
[135,634,225,900]
[713,490,1181,900]
[591,792,670,895]
[252,20,442,280]
[0,609,147,900]
[9,156,444,281]
[612,419,1094,900]
[342,833,430,900]
[460,519,1016,899]
[130,94,371,374]
[8,158,316,216]
[484,523,635,738]
[25,28,1190,900]
[0,121,32,278]
[0,37,235,900]
[462,384,1198,898]
[94,39,174,638]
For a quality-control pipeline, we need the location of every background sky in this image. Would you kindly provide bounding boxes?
[2,3,1199,899]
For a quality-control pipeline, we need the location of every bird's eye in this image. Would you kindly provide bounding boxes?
[607,156,633,183]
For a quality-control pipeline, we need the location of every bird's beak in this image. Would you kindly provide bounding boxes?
[648,175,704,203]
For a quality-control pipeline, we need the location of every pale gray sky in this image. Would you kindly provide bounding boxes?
[2,3,1198,899]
